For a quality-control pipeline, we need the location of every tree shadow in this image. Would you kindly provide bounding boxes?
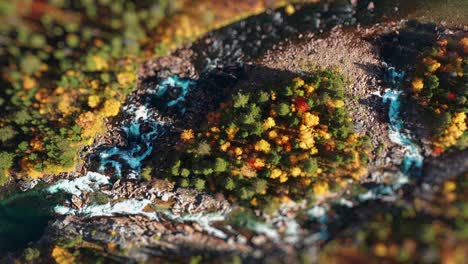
[188,1,375,72]
[353,62,388,124]
[377,20,437,70]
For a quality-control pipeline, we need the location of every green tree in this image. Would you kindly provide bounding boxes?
[214,158,228,173]
[255,179,268,194]
[14,110,32,125]
[423,75,439,99]
[277,103,290,116]
[180,178,190,187]
[181,168,190,177]
[18,141,29,151]
[243,104,261,124]
[304,158,318,174]
[0,170,10,186]
[171,160,181,176]
[20,54,41,75]
[225,177,235,190]
[258,91,270,103]
[233,92,249,108]
[239,187,255,200]
[202,168,213,175]
[0,126,17,142]
[24,247,41,261]
[0,152,14,169]
[141,167,152,181]
[268,152,281,165]
[194,179,205,190]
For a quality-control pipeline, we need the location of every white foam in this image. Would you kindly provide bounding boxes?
[47,172,110,196]
[54,198,158,219]
[307,206,326,219]
[165,210,228,239]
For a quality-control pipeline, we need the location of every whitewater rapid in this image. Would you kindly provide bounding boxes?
[98,76,196,179]
[360,67,424,200]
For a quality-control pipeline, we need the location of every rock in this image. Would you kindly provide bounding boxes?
[252,235,267,246]
[71,195,83,209]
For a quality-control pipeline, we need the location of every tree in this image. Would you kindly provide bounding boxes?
[214,158,228,173]
[171,160,181,176]
[0,170,11,186]
[24,247,41,261]
[141,167,152,181]
[422,75,439,99]
[51,246,76,264]
[268,152,281,165]
[102,99,121,117]
[0,152,14,170]
[258,91,270,103]
[304,158,318,174]
[181,168,190,177]
[277,103,290,116]
[239,187,255,200]
[252,123,263,136]
[202,168,213,175]
[243,104,261,125]
[0,126,17,143]
[255,179,268,194]
[436,112,452,134]
[196,141,211,155]
[194,179,205,190]
[14,110,32,125]
[180,179,190,187]
[233,92,249,108]
[225,177,235,190]
[43,135,76,168]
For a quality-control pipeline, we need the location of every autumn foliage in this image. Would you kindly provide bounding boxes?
[168,71,370,205]
[408,36,468,152]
